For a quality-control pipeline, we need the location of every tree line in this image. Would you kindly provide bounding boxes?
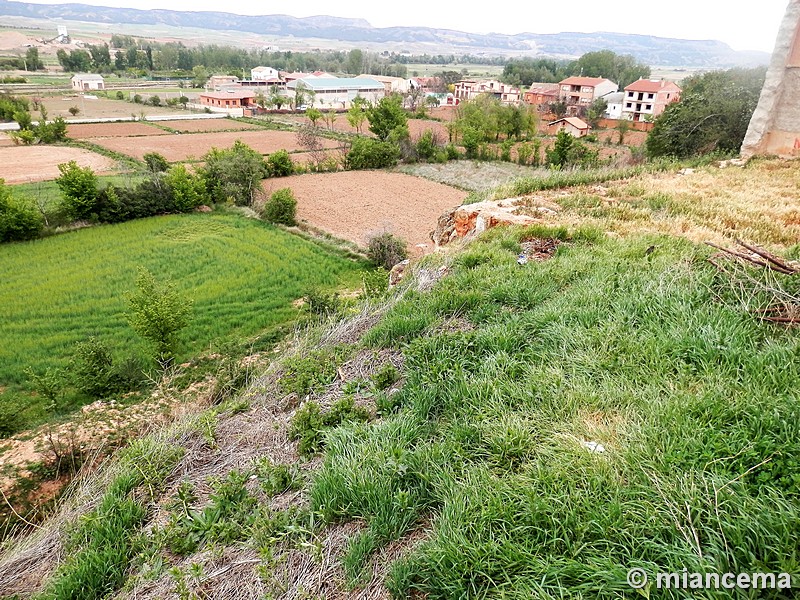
[501,50,651,88]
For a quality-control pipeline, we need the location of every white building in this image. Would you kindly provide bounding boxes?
[71,73,105,91]
[251,66,280,81]
[602,92,625,119]
[287,77,385,108]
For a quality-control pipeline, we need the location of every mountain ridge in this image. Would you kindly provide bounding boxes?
[0,0,770,67]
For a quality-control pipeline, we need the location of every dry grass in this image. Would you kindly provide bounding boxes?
[499,159,800,251]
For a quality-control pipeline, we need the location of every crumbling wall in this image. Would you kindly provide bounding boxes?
[742,1,800,158]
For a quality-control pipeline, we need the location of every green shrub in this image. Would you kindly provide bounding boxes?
[371,363,400,391]
[261,187,297,226]
[366,232,408,270]
[279,347,344,397]
[143,152,169,173]
[344,137,400,170]
[115,91,125,100]
[69,337,118,399]
[361,268,388,299]
[132,94,142,104]
[0,182,44,242]
[290,396,370,455]
[302,287,340,316]
[56,161,99,221]
[148,95,161,106]
[266,149,294,177]
[415,130,438,161]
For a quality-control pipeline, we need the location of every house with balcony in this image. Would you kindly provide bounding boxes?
[251,66,279,81]
[558,77,618,106]
[622,79,682,122]
[454,79,521,104]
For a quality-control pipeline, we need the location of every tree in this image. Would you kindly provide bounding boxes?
[25,47,44,71]
[366,94,409,141]
[568,50,650,88]
[616,119,632,145]
[549,101,568,119]
[199,140,266,206]
[344,137,401,170]
[191,65,209,88]
[261,188,297,225]
[346,49,364,75]
[546,129,599,168]
[126,267,193,365]
[586,98,608,128]
[646,67,766,158]
[56,161,99,220]
[347,97,368,133]
[163,165,207,211]
[68,106,80,116]
[306,107,322,127]
[266,150,294,177]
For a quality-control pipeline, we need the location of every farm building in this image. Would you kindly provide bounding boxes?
[287,77,385,108]
[549,116,591,138]
[198,90,257,116]
[208,75,239,90]
[359,74,413,94]
[71,73,104,91]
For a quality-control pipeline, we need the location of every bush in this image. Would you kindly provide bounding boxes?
[416,130,438,161]
[143,152,169,173]
[367,232,408,270]
[266,149,294,177]
[56,161,99,221]
[115,91,125,100]
[302,287,341,316]
[163,165,207,212]
[0,181,44,242]
[68,106,80,116]
[148,95,161,106]
[133,94,142,104]
[261,187,297,225]
[69,337,119,398]
[344,137,400,170]
[199,140,267,206]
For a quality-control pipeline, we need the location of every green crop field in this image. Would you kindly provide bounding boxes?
[0,212,366,428]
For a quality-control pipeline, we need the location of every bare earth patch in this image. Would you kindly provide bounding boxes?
[39,96,185,120]
[90,130,341,162]
[0,146,116,184]
[156,118,262,133]
[262,171,468,252]
[66,121,167,139]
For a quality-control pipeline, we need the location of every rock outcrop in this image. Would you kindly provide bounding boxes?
[431,197,559,248]
[741,1,800,158]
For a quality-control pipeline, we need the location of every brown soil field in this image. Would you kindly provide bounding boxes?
[90,130,342,162]
[66,121,167,139]
[0,146,116,184]
[597,128,648,147]
[157,118,262,133]
[34,96,186,120]
[279,114,449,140]
[261,171,468,252]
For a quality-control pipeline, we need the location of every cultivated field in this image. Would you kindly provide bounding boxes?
[89,129,342,162]
[156,118,263,133]
[0,145,117,184]
[282,114,450,140]
[0,212,365,428]
[263,171,469,250]
[37,95,186,120]
[66,121,168,139]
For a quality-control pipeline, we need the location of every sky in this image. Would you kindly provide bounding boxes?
[18,0,790,53]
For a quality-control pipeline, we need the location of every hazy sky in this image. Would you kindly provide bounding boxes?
[19,0,790,53]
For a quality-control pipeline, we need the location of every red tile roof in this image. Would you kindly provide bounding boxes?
[548,117,590,130]
[559,76,611,87]
[200,90,257,100]
[624,79,682,93]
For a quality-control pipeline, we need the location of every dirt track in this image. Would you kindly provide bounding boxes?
[67,122,167,138]
[0,146,116,184]
[262,171,468,252]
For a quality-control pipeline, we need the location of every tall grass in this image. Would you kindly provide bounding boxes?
[309,226,800,598]
[0,212,365,430]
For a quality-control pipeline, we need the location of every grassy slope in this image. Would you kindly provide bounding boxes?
[4,161,800,599]
[316,226,800,597]
[0,211,364,425]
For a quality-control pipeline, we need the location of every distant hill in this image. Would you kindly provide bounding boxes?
[0,0,771,67]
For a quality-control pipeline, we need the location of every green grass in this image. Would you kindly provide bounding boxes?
[307,225,800,598]
[0,212,366,430]
[11,174,145,213]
